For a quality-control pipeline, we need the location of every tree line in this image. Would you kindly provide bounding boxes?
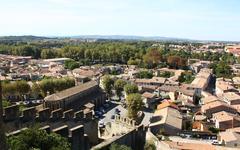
[0,41,236,66]
[2,77,75,101]
[0,41,237,77]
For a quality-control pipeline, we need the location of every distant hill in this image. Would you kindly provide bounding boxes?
[0,35,196,43]
[70,35,194,42]
[0,35,238,43]
[0,35,54,42]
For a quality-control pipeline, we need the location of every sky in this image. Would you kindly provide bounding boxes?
[0,0,240,41]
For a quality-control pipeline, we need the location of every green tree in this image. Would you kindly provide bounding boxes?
[158,71,174,78]
[126,93,143,119]
[109,143,132,150]
[7,127,70,150]
[127,58,141,66]
[31,82,42,99]
[143,49,162,68]
[2,99,11,108]
[136,71,153,79]
[144,140,156,150]
[61,46,84,60]
[15,81,30,101]
[63,77,75,89]
[39,79,55,96]
[208,126,220,134]
[2,82,17,99]
[102,75,114,99]
[124,84,138,95]
[2,81,30,101]
[41,49,58,59]
[64,59,80,70]
[178,71,195,83]
[114,79,127,100]
[39,78,75,96]
[215,61,232,78]
[13,45,41,58]
[237,56,240,64]
[167,56,187,69]
[209,62,217,74]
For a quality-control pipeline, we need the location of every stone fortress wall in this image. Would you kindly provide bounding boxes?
[3,105,147,150]
[3,104,97,150]
[92,115,147,150]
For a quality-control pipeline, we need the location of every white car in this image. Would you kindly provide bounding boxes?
[98,120,105,128]
[212,140,221,145]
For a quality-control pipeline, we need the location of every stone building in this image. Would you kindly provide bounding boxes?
[150,107,182,135]
[44,80,106,111]
[219,131,240,148]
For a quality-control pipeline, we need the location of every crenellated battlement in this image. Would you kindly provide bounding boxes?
[3,105,93,123]
[4,105,98,150]
[7,124,89,150]
[114,115,136,127]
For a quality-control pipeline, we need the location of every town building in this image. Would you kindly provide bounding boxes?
[212,111,240,130]
[150,107,182,135]
[191,68,212,91]
[201,95,219,105]
[43,58,71,64]
[232,76,240,87]
[225,45,240,56]
[230,64,240,75]
[215,78,237,96]
[142,92,157,109]
[44,81,106,111]
[223,92,240,105]
[190,61,211,73]
[178,84,201,105]
[201,101,238,117]
[157,85,179,101]
[135,77,166,87]
[219,131,240,148]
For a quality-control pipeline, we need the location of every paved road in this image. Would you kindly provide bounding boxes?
[96,101,127,125]
[97,101,153,126]
[169,136,213,144]
[141,108,154,126]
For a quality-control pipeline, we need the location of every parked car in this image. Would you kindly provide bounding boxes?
[99,121,105,128]
[115,108,120,114]
[103,103,110,108]
[31,100,38,104]
[36,100,43,103]
[95,111,103,116]
[23,101,30,105]
[100,107,106,113]
[15,101,22,105]
[121,103,127,108]
[212,140,221,145]
[179,133,187,138]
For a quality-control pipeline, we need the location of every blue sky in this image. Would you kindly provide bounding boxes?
[0,0,240,41]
